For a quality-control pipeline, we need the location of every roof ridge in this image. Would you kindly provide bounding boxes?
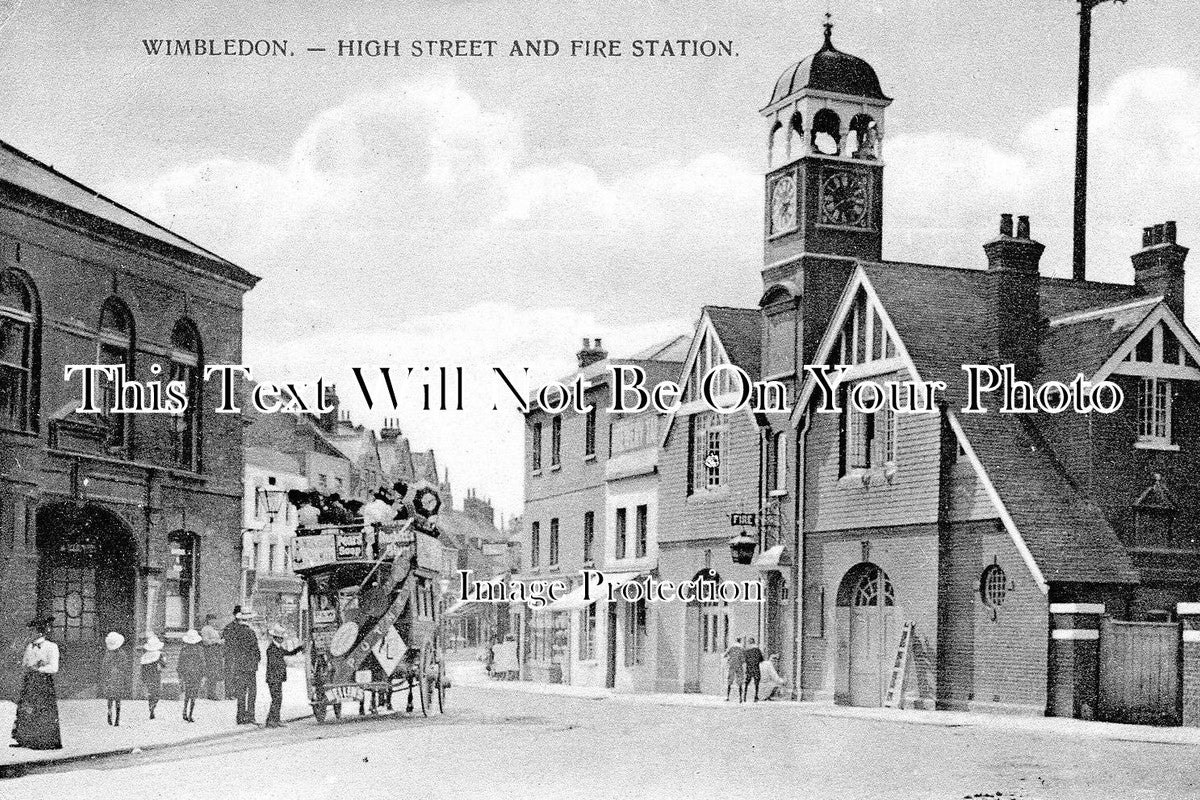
[1,138,242,272]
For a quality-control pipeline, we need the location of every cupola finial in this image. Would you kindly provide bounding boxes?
[823,12,834,48]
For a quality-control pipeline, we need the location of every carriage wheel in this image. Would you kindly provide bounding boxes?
[418,641,438,716]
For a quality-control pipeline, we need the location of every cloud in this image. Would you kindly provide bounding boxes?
[884,67,1200,293]
[104,66,1200,515]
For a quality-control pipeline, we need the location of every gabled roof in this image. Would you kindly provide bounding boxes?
[0,139,258,288]
[705,306,762,382]
[801,260,1144,586]
[627,334,690,363]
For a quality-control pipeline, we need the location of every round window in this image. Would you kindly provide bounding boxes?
[980,564,1007,608]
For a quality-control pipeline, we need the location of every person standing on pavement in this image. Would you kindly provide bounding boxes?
[264,624,303,728]
[743,636,765,702]
[178,629,206,722]
[200,612,225,700]
[139,635,167,720]
[99,631,131,726]
[223,605,261,725]
[10,615,62,750]
[724,636,745,703]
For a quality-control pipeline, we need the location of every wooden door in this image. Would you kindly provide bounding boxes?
[1098,619,1180,726]
[847,567,894,707]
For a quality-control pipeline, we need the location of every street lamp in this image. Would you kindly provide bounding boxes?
[260,487,288,522]
[728,530,757,565]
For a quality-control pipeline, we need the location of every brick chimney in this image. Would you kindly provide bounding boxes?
[1132,221,1188,320]
[379,417,404,441]
[576,337,608,369]
[983,214,1046,380]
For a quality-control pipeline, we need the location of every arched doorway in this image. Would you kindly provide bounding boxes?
[836,562,895,707]
[36,504,137,694]
[682,568,723,694]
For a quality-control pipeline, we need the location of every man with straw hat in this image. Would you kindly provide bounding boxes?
[264,624,302,728]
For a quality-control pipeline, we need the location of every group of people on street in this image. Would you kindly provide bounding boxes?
[10,604,304,750]
[724,636,789,702]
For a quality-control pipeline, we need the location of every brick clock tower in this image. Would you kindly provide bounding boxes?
[759,21,891,377]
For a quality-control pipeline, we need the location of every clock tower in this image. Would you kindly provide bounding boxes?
[761,22,889,271]
[758,21,890,378]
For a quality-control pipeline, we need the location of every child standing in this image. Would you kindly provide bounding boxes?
[177,629,205,722]
[264,624,302,728]
[139,635,167,719]
[99,631,130,726]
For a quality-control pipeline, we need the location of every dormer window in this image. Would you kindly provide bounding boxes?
[1116,320,1196,451]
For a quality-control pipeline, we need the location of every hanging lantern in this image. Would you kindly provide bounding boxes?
[728,530,757,565]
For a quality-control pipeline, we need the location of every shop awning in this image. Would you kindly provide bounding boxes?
[754,544,791,570]
[443,599,487,617]
[544,571,644,611]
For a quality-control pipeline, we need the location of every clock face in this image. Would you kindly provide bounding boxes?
[769,174,797,234]
[819,170,869,228]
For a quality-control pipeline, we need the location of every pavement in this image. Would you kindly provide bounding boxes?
[0,665,312,774]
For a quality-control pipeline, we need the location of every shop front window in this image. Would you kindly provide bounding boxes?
[165,531,198,630]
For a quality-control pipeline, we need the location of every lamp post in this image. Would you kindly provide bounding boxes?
[261,487,288,522]
[1072,0,1127,281]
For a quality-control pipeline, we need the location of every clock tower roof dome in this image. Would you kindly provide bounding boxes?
[767,23,889,108]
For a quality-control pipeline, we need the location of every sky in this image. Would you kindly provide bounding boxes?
[2,0,1198,519]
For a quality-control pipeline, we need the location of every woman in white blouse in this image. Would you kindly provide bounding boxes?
[10,614,62,750]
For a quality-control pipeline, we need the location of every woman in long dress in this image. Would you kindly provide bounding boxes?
[10,614,63,750]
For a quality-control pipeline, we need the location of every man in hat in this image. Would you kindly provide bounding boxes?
[200,612,225,700]
[11,615,62,749]
[222,605,261,725]
[264,624,303,728]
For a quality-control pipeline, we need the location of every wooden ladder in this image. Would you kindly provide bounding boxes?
[883,621,914,708]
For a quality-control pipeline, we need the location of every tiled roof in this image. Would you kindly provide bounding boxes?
[861,261,1141,584]
[705,306,762,379]
[0,139,258,288]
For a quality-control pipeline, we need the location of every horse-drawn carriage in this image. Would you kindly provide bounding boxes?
[291,517,447,721]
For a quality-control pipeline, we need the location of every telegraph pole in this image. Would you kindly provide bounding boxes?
[1073,0,1126,281]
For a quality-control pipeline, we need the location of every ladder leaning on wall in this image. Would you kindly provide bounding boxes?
[883,621,914,708]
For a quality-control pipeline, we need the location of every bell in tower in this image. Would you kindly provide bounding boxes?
[761,19,890,267]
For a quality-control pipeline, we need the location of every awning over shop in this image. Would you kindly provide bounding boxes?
[544,571,644,611]
[444,599,487,617]
[754,544,791,570]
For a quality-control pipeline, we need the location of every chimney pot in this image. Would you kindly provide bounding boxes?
[1133,221,1188,320]
[582,337,590,349]
[1000,213,1014,237]
[1016,215,1030,240]
[595,337,603,349]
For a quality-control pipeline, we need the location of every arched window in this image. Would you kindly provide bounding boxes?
[811,108,842,156]
[787,112,804,160]
[97,298,134,451]
[0,269,39,431]
[849,114,878,159]
[767,120,783,168]
[171,319,202,470]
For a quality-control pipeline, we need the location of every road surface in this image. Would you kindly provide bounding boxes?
[5,684,1198,799]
